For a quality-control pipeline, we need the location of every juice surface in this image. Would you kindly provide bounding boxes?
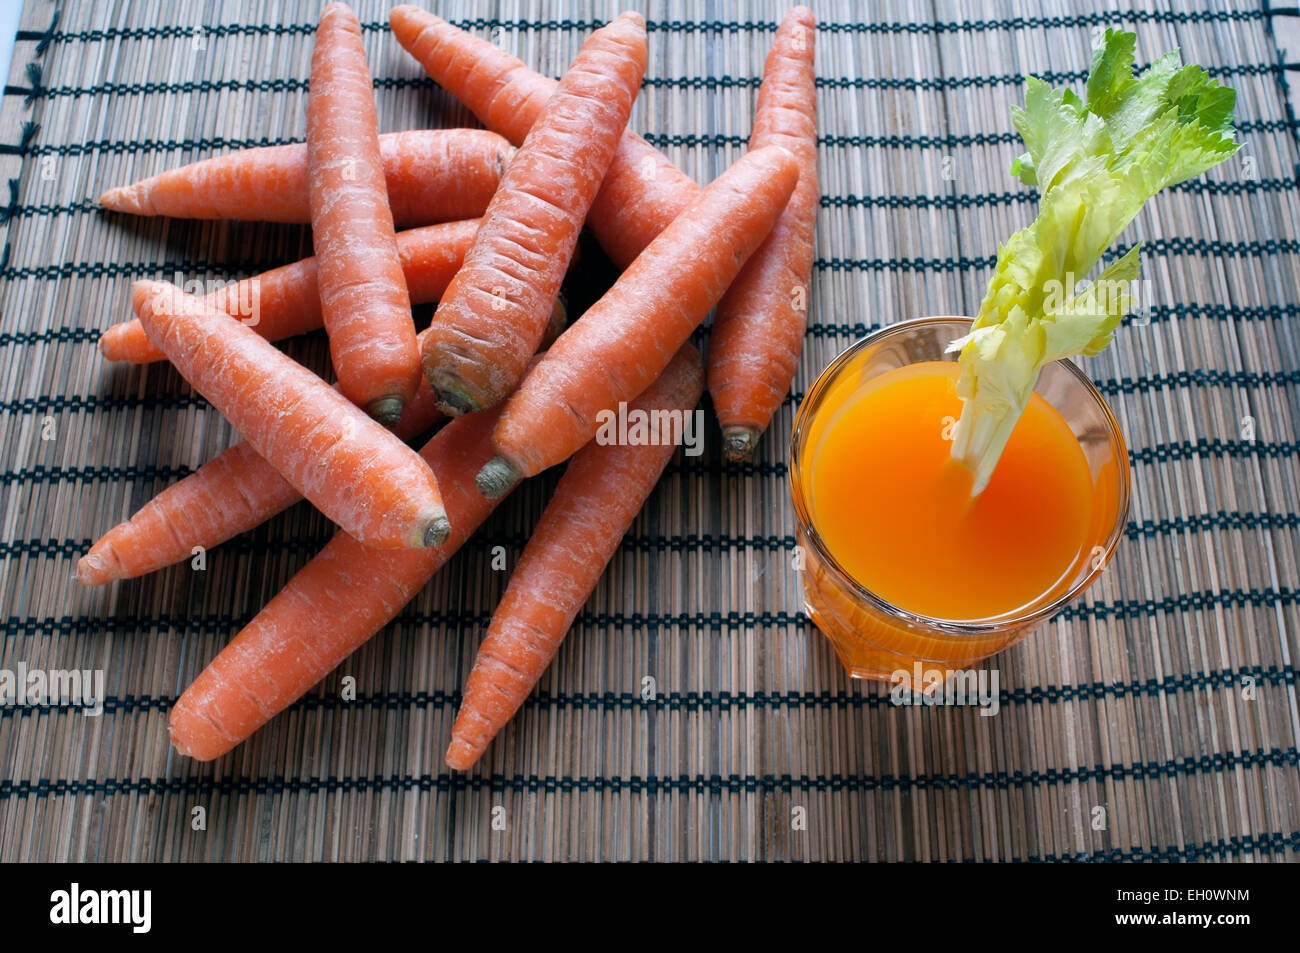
[804,361,1094,621]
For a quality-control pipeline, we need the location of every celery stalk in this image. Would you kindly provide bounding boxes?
[949,29,1240,495]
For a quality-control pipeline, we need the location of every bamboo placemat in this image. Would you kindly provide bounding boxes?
[0,0,1297,862]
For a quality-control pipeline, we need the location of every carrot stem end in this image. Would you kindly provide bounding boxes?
[431,381,479,417]
[365,396,406,428]
[421,514,451,548]
[721,426,759,461]
[475,456,520,499]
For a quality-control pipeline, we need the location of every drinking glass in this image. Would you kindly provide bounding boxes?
[788,317,1130,682]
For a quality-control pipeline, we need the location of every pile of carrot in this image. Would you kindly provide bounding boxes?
[85,4,819,768]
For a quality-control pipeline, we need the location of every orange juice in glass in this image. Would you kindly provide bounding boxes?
[789,317,1129,683]
[783,28,1245,685]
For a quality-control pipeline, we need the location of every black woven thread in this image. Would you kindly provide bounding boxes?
[1262,0,1300,183]
[648,117,1297,149]
[0,180,19,224]
[3,61,44,106]
[0,122,40,157]
[1,436,1295,488]
[9,60,1286,103]
[1,303,1287,354]
[11,8,60,56]
[0,12,49,301]
[1,199,96,219]
[6,175,1294,224]
[639,61,1278,92]
[7,508,1299,562]
[0,464,196,486]
[0,393,205,414]
[6,236,1295,283]
[1,747,1295,803]
[35,9,60,55]
[3,587,1297,638]
[3,175,1290,223]
[812,238,1300,275]
[5,363,1296,421]
[0,327,99,347]
[12,8,61,56]
[1034,831,1300,863]
[3,435,1298,489]
[0,304,1291,364]
[11,115,1291,162]
[14,181,1294,222]
[24,8,1276,46]
[820,178,1299,212]
[799,303,1300,343]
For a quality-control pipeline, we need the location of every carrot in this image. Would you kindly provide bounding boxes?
[99,219,480,364]
[708,8,819,460]
[421,12,646,416]
[307,2,419,424]
[475,145,798,497]
[133,280,448,548]
[99,130,512,228]
[447,345,703,770]
[77,442,302,588]
[167,404,513,761]
[78,301,573,585]
[76,333,448,586]
[389,5,702,269]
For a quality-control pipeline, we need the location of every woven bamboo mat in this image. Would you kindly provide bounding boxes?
[0,0,1297,863]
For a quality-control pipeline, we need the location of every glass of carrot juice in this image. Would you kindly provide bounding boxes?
[789,317,1130,683]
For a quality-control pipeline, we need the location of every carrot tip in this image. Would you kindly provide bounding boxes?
[422,515,451,548]
[475,456,520,499]
[366,396,406,428]
[75,555,108,586]
[99,185,142,215]
[444,739,476,771]
[721,426,760,462]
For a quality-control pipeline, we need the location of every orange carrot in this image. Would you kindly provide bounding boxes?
[99,130,511,228]
[708,8,819,460]
[447,345,703,770]
[389,5,702,268]
[168,404,513,761]
[133,280,447,548]
[78,442,302,587]
[475,145,798,497]
[308,2,419,423]
[77,302,574,585]
[421,12,646,415]
[99,219,480,364]
[76,333,448,586]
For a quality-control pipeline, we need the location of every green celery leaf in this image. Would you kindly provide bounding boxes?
[950,29,1239,494]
